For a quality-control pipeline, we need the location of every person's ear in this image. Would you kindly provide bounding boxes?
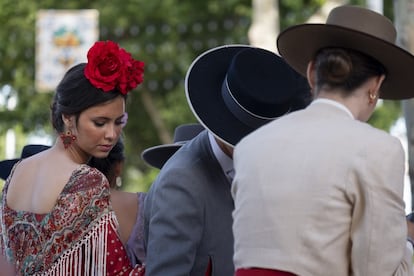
[306,61,316,92]
[62,114,74,128]
[367,74,386,104]
[372,74,386,96]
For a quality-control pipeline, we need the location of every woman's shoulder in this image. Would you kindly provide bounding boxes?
[63,164,108,193]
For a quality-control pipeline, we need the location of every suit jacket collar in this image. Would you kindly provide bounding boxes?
[208,132,233,182]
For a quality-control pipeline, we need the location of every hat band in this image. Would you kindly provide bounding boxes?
[221,77,275,129]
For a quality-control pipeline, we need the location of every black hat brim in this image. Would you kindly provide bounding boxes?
[141,145,182,169]
[0,159,19,181]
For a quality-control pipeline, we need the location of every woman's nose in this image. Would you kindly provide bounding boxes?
[105,124,120,140]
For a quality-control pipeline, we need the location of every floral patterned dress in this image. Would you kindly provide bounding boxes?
[0,164,145,276]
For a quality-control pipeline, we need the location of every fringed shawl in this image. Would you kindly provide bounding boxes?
[1,164,142,275]
[36,211,115,276]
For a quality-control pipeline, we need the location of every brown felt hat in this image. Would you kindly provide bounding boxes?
[277,5,414,100]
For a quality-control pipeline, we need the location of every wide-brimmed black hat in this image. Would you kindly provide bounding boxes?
[185,45,311,146]
[277,5,414,100]
[0,144,50,180]
[141,123,205,169]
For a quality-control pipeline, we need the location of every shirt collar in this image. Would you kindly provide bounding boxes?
[311,98,354,119]
[208,132,234,182]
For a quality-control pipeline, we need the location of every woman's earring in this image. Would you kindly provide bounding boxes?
[369,93,377,103]
[116,176,122,188]
[60,130,77,149]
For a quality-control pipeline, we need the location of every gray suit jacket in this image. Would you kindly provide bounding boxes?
[144,130,234,275]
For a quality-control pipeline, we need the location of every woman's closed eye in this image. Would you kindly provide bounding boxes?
[94,120,106,127]
[94,120,124,128]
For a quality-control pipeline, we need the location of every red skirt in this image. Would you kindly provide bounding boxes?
[235,268,297,276]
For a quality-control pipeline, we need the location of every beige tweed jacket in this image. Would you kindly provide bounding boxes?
[232,100,413,276]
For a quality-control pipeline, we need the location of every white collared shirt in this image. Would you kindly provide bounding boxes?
[208,132,234,183]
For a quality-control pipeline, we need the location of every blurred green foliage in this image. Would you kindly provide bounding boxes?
[0,0,402,192]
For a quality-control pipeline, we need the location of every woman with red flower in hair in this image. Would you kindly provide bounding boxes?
[0,41,145,275]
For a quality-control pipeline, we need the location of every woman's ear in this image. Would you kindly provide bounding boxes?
[61,114,73,128]
[373,74,386,96]
[367,74,386,103]
[306,61,316,90]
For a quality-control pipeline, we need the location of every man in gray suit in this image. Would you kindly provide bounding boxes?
[143,45,311,275]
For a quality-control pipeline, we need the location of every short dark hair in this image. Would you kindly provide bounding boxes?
[50,63,127,132]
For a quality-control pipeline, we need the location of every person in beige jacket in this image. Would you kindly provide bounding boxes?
[232,5,414,276]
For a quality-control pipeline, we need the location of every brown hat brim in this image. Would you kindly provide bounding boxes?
[277,24,414,100]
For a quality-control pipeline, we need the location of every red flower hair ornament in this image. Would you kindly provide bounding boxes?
[84,41,145,95]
